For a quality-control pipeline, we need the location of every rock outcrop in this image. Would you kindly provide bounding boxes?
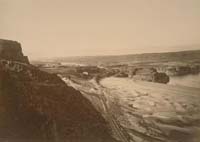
[0,39,29,64]
[165,65,200,76]
[132,68,170,84]
[0,39,116,142]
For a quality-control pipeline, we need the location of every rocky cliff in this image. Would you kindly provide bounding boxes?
[155,65,200,76]
[0,39,29,64]
[0,39,116,142]
[165,65,200,76]
[132,68,170,84]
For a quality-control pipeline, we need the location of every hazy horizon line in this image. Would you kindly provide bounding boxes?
[30,48,200,61]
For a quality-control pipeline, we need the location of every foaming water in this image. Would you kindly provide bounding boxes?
[169,73,200,88]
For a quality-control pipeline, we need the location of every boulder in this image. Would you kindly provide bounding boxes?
[153,72,170,84]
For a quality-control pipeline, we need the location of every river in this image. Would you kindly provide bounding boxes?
[100,77,200,142]
[169,73,200,89]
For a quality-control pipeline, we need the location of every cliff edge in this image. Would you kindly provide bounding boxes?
[0,39,29,64]
[0,39,116,142]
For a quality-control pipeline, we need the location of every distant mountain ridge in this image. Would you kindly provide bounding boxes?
[50,50,200,65]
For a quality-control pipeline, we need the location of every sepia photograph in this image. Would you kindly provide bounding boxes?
[0,0,200,142]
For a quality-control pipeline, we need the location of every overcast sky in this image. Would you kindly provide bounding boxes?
[1,0,200,59]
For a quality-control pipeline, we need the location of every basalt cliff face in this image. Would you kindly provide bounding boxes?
[0,39,29,64]
[0,39,116,142]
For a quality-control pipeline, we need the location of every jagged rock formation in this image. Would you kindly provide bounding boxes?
[0,39,29,64]
[0,39,116,142]
[132,68,170,84]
